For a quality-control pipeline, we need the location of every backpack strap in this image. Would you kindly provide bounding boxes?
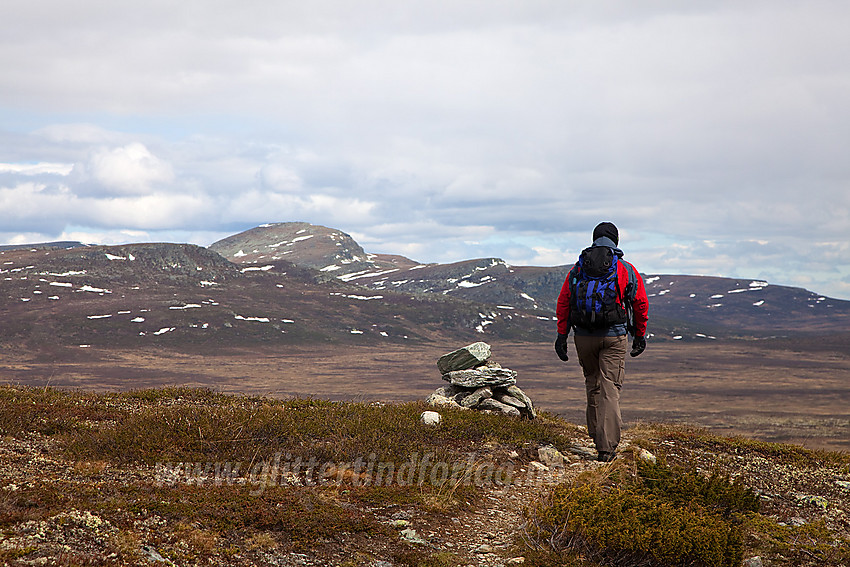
[620,261,639,337]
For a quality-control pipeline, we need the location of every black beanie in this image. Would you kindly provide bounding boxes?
[593,222,619,245]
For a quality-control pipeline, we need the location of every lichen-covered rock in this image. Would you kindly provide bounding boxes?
[501,385,536,419]
[477,397,521,417]
[436,342,491,374]
[537,445,566,468]
[494,393,525,409]
[426,385,464,408]
[566,444,597,460]
[442,367,517,388]
[400,527,428,545]
[459,386,493,408]
[636,448,657,464]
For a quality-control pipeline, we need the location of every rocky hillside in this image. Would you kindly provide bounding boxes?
[208,222,419,277]
[211,223,850,340]
[3,222,848,351]
[0,242,552,350]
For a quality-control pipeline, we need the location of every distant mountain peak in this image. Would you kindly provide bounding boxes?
[209,222,421,277]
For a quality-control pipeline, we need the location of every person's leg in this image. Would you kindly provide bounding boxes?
[574,335,603,444]
[596,335,627,454]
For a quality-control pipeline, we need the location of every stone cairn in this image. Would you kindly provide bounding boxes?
[426,342,536,419]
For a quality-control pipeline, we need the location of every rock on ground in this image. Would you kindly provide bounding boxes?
[420,411,441,426]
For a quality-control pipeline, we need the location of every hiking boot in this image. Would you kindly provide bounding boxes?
[596,450,617,462]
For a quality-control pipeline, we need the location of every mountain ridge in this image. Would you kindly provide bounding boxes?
[209,222,850,339]
[2,222,848,352]
[0,240,551,350]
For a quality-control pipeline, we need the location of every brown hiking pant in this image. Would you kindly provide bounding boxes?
[574,334,627,453]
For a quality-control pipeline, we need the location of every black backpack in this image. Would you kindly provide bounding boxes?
[569,246,628,330]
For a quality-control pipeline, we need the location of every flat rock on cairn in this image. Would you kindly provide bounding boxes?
[436,341,491,374]
[443,366,517,388]
[427,342,536,419]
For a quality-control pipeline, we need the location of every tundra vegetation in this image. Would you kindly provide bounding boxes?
[1,385,848,565]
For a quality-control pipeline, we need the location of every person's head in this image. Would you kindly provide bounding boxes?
[592,222,619,246]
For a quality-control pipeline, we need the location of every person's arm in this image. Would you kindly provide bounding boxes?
[554,268,574,361]
[555,271,573,336]
[630,269,649,338]
[622,261,648,356]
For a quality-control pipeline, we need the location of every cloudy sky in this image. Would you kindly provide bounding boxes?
[2,1,849,299]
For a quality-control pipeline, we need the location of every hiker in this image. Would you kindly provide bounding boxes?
[554,222,649,462]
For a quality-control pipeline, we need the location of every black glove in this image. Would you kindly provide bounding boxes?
[554,333,569,361]
[630,335,646,357]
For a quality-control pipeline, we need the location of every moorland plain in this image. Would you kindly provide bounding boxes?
[2,337,848,453]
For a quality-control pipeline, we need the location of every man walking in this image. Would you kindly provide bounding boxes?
[554,222,649,462]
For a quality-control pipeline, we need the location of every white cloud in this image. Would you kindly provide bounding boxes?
[1,2,849,299]
[221,190,377,228]
[0,182,75,233]
[75,143,174,196]
[0,162,73,175]
[35,123,127,145]
[258,164,303,193]
[89,192,214,229]
[58,229,151,246]
[522,246,574,268]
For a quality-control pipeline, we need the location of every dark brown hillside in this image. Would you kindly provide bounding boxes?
[209,222,850,339]
[643,274,850,334]
[359,266,850,339]
[0,243,552,351]
[208,221,417,277]
[208,221,362,266]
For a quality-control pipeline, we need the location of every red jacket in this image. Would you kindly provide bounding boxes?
[556,250,649,337]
